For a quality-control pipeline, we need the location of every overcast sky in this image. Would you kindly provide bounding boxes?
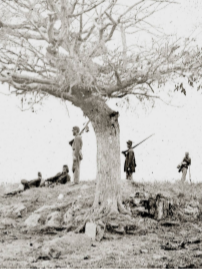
[1,0,202,184]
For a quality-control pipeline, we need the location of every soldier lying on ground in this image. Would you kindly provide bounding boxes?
[21,172,44,190]
[44,165,71,186]
[5,172,44,196]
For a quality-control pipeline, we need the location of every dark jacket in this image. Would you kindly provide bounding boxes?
[178,156,191,172]
[21,178,41,190]
[124,149,136,173]
[182,156,191,169]
[46,172,71,185]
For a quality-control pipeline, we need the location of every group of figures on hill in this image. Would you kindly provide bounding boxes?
[23,126,82,189]
[6,126,83,195]
[122,141,192,183]
[6,126,192,196]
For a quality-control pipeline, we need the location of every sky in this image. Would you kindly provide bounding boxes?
[0,0,202,184]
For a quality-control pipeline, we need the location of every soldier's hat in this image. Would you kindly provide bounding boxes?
[63,164,69,173]
[73,126,80,133]
[127,140,133,146]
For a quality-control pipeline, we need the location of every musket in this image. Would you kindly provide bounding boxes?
[69,120,90,146]
[122,134,155,155]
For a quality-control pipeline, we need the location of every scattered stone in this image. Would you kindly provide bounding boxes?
[39,232,91,259]
[58,194,64,200]
[0,203,27,218]
[133,198,141,206]
[107,221,119,228]
[113,226,125,235]
[45,211,62,228]
[24,213,42,228]
[132,206,147,214]
[84,255,90,260]
[153,254,165,260]
[96,224,105,242]
[63,208,73,226]
[194,251,202,257]
[184,205,199,217]
[0,218,16,228]
[34,205,55,214]
[140,249,148,254]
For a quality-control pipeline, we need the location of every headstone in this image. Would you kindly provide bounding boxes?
[85,222,96,241]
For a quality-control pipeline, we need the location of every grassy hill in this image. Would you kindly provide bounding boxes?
[0,180,202,268]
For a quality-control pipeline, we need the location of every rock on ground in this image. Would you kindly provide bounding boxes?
[24,213,43,228]
[38,232,92,260]
[45,211,62,228]
[0,203,27,218]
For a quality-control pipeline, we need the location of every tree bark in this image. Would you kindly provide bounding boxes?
[78,97,127,216]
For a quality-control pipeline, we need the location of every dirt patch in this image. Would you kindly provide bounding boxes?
[1,180,202,268]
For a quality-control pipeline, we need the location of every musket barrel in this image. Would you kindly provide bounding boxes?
[122,134,154,154]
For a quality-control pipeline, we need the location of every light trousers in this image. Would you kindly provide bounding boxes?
[181,167,187,182]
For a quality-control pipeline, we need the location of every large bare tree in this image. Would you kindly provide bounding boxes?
[0,0,199,226]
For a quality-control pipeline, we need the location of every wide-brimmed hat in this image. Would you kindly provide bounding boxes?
[127,140,133,146]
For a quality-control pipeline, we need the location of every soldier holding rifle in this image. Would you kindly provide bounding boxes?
[177,152,191,182]
[122,134,154,181]
[122,140,136,180]
[69,122,89,184]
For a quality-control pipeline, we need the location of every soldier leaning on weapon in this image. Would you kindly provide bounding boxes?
[177,152,191,182]
[122,140,137,180]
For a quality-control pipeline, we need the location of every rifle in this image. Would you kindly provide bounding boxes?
[122,134,154,155]
[189,166,192,183]
[69,120,90,146]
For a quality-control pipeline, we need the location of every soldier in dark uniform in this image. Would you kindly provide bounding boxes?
[177,152,191,182]
[122,140,136,180]
[21,172,43,190]
[45,165,71,186]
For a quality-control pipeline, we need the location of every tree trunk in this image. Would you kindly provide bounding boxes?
[78,97,128,217]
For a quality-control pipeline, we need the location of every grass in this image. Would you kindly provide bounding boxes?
[0,180,202,268]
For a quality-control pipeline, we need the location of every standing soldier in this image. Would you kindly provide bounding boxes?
[71,126,83,184]
[122,140,136,180]
[177,152,191,182]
